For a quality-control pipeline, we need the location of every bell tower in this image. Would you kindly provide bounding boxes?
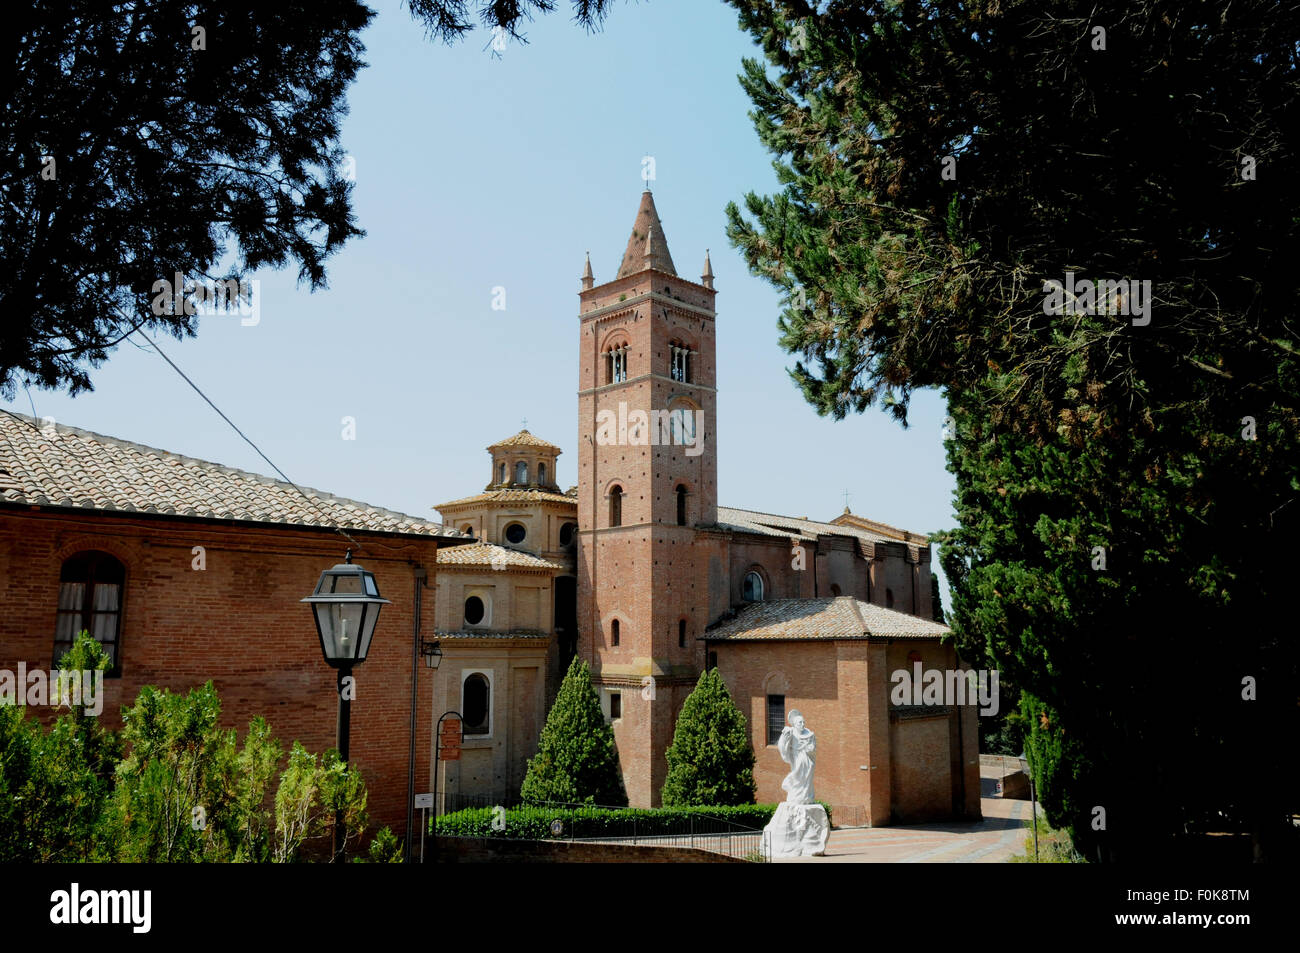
[576,190,719,806]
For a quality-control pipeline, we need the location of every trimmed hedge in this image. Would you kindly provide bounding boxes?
[432,801,834,840]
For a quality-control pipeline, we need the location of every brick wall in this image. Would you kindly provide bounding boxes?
[0,506,438,839]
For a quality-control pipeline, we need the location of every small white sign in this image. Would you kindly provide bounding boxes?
[415,793,433,809]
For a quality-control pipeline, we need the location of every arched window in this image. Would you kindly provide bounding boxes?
[606,344,628,384]
[538,462,547,485]
[461,524,474,537]
[886,588,895,609]
[498,462,506,484]
[463,672,490,736]
[675,484,688,526]
[678,619,687,648]
[55,551,125,674]
[515,460,528,484]
[743,571,765,602]
[611,619,620,647]
[830,584,842,596]
[464,595,486,626]
[669,341,691,382]
[669,404,698,446]
[609,485,623,527]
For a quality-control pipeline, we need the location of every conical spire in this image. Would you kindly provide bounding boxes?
[581,251,594,290]
[616,190,676,278]
[701,248,714,289]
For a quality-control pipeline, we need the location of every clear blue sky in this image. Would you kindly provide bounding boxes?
[7,0,957,611]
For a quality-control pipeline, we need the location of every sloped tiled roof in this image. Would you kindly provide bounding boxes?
[486,430,562,452]
[436,488,577,509]
[0,411,459,538]
[435,542,565,571]
[705,596,949,642]
[717,506,925,546]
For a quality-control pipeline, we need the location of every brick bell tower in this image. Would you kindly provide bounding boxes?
[576,190,719,807]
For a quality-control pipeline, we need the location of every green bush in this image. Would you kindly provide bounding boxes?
[661,669,755,807]
[433,801,833,839]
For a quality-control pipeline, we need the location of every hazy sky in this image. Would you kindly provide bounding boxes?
[6,0,958,610]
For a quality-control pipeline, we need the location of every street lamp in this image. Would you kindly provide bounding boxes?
[302,550,390,860]
[421,639,443,670]
[1019,749,1039,863]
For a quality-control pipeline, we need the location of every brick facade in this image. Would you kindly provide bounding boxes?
[0,506,440,838]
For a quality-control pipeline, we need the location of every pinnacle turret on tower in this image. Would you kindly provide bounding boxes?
[581,251,594,291]
[701,248,714,289]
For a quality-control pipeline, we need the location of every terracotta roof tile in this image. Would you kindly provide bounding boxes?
[486,430,562,452]
[436,488,577,508]
[435,542,565,570]
[705,596,949,642]
[0,411,461,538]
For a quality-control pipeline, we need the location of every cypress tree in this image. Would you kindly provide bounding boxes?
[661,669,756,807]
[521,657,627,806]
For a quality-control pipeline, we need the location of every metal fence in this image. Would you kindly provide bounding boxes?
[430,792,771,862]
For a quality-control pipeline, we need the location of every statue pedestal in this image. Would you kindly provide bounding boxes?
[764,802,829,858]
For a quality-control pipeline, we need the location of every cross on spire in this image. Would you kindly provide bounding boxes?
[843,488,852,513]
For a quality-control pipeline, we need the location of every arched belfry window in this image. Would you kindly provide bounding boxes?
[611,619,620,647]
[606,344,628,384]
[743,571,765,602]
[675,484,688,526]
[54,551,125,674]
[515,460,528,484]
[669,342,692,382]
[609,485,623,527]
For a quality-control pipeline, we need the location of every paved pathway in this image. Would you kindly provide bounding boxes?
[776,796,1033,863]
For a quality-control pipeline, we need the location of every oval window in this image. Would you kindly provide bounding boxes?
[464,595,485,626]
[505,523,527,545]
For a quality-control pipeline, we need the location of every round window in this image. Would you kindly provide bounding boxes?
[559,522,577,547]
[464,595,485,626]
[505,523,527,544]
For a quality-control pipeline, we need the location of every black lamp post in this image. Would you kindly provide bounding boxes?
[302,551,390,861]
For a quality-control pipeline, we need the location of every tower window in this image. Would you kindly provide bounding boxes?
[54,550,125,675]
[463,672,490,736]
[767,695,785,745]
[678,619,687,648]
[606,345,628,384]
[464,595,486,626]
[675,484,687,526]
[609,485,623,527]
[609,692,622,720]
[498,462,505,484]
[611,619,620,647]
[886,588,895,609]
[515,460,528,484]
[669,342,691,382]
[669,405,697,445]
[504,522,527,545]
[743,571,765,602]
[538,462,547,485]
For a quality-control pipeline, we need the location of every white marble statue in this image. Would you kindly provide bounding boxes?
[777,709,816,804]
[764,710,830,858]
